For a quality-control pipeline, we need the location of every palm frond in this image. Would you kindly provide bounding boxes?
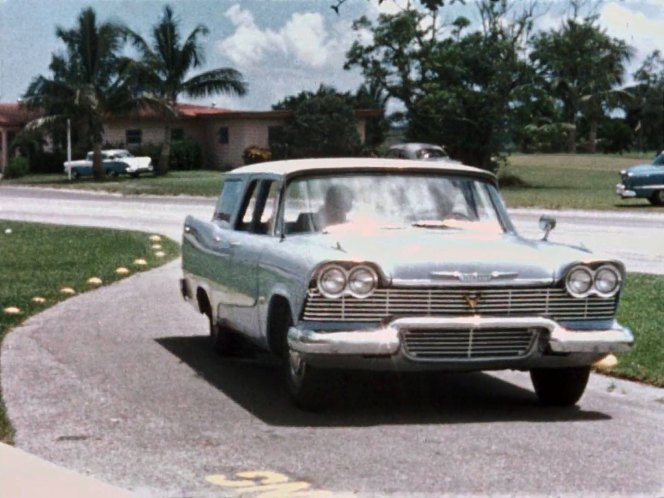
[182,69,248,98]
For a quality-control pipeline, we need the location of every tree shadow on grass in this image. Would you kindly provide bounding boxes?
[156,335,610,428]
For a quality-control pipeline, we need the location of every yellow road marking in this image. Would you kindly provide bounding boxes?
[207,470,334,497]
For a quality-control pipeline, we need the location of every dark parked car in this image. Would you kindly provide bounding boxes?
[616,152,664,205]
[386,143,459,162]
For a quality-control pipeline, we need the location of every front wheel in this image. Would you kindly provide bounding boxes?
[278,313,328,411]
[648,190,664,206]
[530,366,591,407]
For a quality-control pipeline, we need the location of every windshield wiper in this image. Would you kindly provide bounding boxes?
[411,220,458,229]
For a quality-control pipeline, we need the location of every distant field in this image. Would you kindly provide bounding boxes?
[2,153,660,211]
[500,153,657,210]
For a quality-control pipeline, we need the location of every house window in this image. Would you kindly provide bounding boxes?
[171,128,184,141]
[268,126,285,146]
[126,129,142,146]
[218,126,229,144]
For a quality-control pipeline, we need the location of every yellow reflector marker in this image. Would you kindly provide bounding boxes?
[4,307,21,315]
[32,297,46,304]
[149,235,162,242]
[594,354,618,370]
[154,251,166,258]
[87,277,103,285]
[133,259,148,266]
[115,267,130,275]
[60,287,76,295]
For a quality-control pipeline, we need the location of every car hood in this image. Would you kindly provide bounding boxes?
[295,225,597,283]
[623,164,659,176]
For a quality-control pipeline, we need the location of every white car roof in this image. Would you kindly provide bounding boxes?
[228,157,494,181]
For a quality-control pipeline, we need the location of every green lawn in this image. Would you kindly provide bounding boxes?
[3,153,660,211]
[2,170,223,197]
[0,220,180,444]
[614,273,664,386]
[500,153,658,210]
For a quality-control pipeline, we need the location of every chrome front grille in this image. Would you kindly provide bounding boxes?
[402,327,539,360]
[302,287,618,322]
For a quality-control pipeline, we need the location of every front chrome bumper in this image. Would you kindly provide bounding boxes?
[615,183,636,198]
[288,316,633,359]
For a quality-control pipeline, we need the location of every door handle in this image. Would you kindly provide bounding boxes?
[229,240,241,247]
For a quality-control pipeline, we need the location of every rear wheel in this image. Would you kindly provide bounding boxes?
[648,190,664,206]
[530,366,591,407]
[209,315,239,356]
[72,170,80,180]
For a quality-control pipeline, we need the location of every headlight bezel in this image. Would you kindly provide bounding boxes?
[317,264,348,299]
[593,264,622,298]
[347,265,379,298]
[315,263,379,299]
[565,263,622,299]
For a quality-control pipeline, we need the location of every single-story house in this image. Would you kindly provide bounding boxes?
[0,102,380,173]
[0,103,38,174]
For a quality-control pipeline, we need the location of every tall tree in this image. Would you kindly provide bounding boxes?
[23,8,131,180]
[529,12,633,152]
[345,0,537,170]
[127,6,247,175]
[624,50,664,152]
[273,85,362,158]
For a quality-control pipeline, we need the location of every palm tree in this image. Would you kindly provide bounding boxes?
[23,8,131,180]
[127,6,247,175]
[530,17,633,153]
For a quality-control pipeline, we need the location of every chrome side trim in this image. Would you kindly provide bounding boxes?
[391,278,552,287]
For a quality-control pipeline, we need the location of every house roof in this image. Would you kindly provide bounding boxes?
[0,103,38,127]
[118,103,381,121]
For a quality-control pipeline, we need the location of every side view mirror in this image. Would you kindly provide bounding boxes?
[539,215,557,241]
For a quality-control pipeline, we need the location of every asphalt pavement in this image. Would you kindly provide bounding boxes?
[1,185,663,497]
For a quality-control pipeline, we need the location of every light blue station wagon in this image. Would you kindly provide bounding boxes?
[181,158,633,410]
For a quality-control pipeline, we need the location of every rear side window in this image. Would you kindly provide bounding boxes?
[214,179,243,227]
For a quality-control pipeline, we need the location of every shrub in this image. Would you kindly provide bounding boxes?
[29,151,67,174]
[3,156,29,179]
[243,145,272,165]
[170,139,203,170]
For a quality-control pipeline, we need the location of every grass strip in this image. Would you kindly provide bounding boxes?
[2,170,224,197]
[0,220,180,443]
[613,273,664,386]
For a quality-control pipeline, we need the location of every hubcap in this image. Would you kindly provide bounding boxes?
[289,349,304,377]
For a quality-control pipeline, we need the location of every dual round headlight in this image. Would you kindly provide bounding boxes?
[317,264,378,299]
[565,264,622,298]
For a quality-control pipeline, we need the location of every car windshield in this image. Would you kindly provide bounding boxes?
[283,173,504,234]
[416,148,447,159]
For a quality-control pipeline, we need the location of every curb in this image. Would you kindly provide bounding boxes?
[0,443,133,498]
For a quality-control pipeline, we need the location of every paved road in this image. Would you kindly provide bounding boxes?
[1,186,663,497]
[2,186,663,273]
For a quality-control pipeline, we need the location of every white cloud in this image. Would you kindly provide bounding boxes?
[215,4,365,110]
[599,2,662,59]
[218,6,342,70]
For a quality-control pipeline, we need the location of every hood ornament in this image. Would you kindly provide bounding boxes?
[464,293,481,311]
[431,271,518,282]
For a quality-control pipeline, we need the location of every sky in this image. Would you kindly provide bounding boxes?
[0,0,662,112]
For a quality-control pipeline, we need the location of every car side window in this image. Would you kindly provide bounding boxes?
[214,179,243,228]
[236,180,280,235]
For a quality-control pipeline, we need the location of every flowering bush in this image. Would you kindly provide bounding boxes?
[243,145,272,165]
